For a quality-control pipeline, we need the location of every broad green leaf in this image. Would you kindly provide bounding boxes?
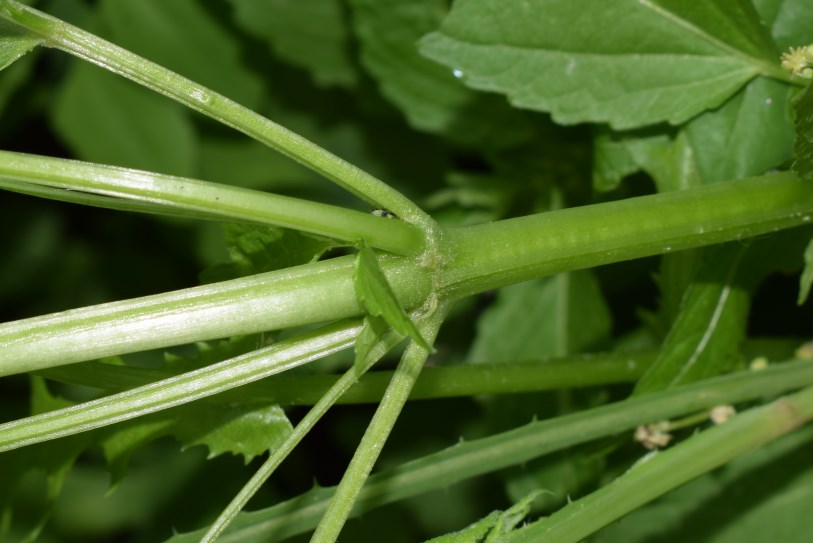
[420,0,779,129]
[754,0,813,52]
[51,60,197,176]
[353,240,432,351]
[593,76,793,191]
[467,271,611,363]
[349,0,533,147]
[226,0,358,88]
[100,0,263,108]
[593,424,813,543]
[686,76,794,183]
[792,82,813,180]
[799,238,813,304]
[635,244,751,395]
[0,16,41,72]
[199,223,339,284]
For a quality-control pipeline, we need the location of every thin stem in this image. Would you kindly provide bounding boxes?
[166,359,813,542]
[201,328,406,543]
[0,151,424,255]
[37,351,657,404]
[506,385,813,543]
[0,321,362,453]
[310,306,448,543]
[0,1,431,226]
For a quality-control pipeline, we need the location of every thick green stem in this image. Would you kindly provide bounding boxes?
[0,0,430,225]
[442,173,813,297]
[506,384,813,543]
[0,151,424,254]
[0,255,431,375]
[0,321,362,453]
[1,173,809,374]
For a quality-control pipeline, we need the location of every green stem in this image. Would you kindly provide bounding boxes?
[0,1,430,225]
[166,359,813,543]
[0,255,432,375]
[1,173,809,373]
[37,351,656,404]
[0,321,362,453]
[506,385,813,543]
[201,327,406,543]
[310,307,447,543]
[442,172,813,297]
[0,151,424,254]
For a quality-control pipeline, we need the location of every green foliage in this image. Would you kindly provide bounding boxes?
[420,0,782,129]
[52,60,198,176]
[1,0,813,542]
[227,0,358,88]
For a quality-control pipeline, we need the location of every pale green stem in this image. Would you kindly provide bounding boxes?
[0,255,432,375]
[201,328,406,543]
[310,306,447,543]
[0,1,432,226]
[0,150,424,254]
[0,321,362,453]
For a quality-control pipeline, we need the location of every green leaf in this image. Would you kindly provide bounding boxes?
[348,0,533,147]
[100,0,264,108]
[102,402,292,485]
[792,82,813,180]
[635,244,751,395]
[51,60,198,176]
[199,223,339,284]
[0,16,41,72]
[593,424,813,543]
[685,76,794,184]
[467,271,611,363]
[420,0,779,129]
[226,0,358,88]
[353,240,432,351]
[754,0,813,52]
[173,403,291,461]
